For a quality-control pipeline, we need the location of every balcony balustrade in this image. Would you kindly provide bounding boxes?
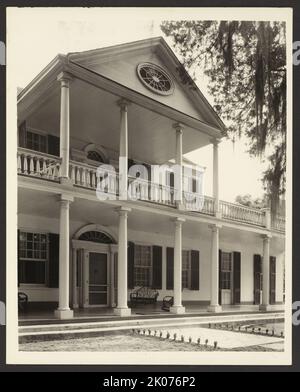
[17,148,285,232]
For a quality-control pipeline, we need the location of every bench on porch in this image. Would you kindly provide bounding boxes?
[129,286,159,307]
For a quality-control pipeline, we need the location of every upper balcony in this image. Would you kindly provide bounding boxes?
[17,147,286,234]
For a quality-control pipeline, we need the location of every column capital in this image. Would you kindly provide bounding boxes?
[173,122,184,134]
[117,98,131,111]
[211,138,221,146]
[173,217,186,225]
[116,206,132,216]
[57,71,73,86]
[59,194,74,204]
[262,233,272,241]
[209,223,222,231]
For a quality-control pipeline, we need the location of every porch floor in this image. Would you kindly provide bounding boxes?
[19,304,285,326]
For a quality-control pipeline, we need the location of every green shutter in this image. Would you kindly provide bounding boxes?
[47,134,60,157]
[166,247,174,290]
[233,251,241,304]
[190,250,200,290]
[152,246,162,289]
[127,241,135,289]
[48,233,59,288]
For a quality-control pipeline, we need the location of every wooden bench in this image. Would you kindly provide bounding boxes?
[130,286,159,307]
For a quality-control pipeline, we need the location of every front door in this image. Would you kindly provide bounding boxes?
[89,252,108,306]
[220,252,233,305]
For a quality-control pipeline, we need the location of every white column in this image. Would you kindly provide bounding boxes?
[118,99,130,200]
[170,217,186,314]
[54,195,74,319]
[57,72,72,183]
[212,139,221,217]
[114,207,132,316]
[260,235,272,311]
[72,248,78,309]
[173,123,184,209]
[208,224,222,313]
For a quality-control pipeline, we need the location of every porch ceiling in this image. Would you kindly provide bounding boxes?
[22,78,212,164]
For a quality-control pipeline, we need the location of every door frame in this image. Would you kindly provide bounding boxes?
[220,250,234,305]
[72,239,118,308]
[87,251,110,308]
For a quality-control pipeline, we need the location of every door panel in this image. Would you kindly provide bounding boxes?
[220,252,233,305]
[89,252,108,306]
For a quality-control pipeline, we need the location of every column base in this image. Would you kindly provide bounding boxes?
[215,211,222,219]
[54,308,74,319]
[114,307,131,317]
[207,305,222,313]
[259,304,272,312]
[170,305,186,314]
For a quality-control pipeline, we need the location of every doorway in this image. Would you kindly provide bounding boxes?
[88,252,108,306]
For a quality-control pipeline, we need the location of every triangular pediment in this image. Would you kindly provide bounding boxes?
[68,37,225,132]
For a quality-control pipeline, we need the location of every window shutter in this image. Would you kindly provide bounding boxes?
[47,134,60,157]
[166,247,174,290]
[18,122,26,148]
[253,254,262,305]
[48,233,59,288]
[218,249,222,305]
[270,256,276,305]
[233,251,241,304]
[127,241,135,289]
[190,250,200,290]
[152,246,162,289]
[17,229,21,287]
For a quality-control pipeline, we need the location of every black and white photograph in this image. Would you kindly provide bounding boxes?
[4,6,293,366]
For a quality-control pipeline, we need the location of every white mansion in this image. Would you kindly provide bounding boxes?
[17,37,285,319]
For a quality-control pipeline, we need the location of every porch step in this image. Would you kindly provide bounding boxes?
[19,311,284,343]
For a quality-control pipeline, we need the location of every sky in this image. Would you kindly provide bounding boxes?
[8,7,268,202]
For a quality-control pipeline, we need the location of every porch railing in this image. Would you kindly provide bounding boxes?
[271,215,286,232]
[220,200,265,227]
[17,148,61,181]
[17,148,285,232]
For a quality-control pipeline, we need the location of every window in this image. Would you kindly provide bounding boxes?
[18,231,48,284]
[134,245,152,287]
[25,130,47,153]
[221,252,232,290]
[87,150,104,163]
[182,250,190,289]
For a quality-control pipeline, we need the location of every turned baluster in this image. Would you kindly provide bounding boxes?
[76,166,81,185]
[17,154,22,174]
[23,154,28,174]
[29,155,35,175]
[70,165,75,184]
[36,158,41,176]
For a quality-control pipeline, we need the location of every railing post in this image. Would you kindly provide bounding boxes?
[262,208,271,229]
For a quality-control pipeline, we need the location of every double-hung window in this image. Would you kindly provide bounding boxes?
[18,231,48,285]
[220,252,232,290]
[134,245,152,287]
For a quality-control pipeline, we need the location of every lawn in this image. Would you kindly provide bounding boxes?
[19,333,281,352]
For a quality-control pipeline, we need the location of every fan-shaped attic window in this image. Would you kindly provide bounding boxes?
[78,231,115,244]
[87,150,104,163]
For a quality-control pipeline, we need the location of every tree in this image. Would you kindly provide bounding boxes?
[235,194,267,209]
[161,21,286,213]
